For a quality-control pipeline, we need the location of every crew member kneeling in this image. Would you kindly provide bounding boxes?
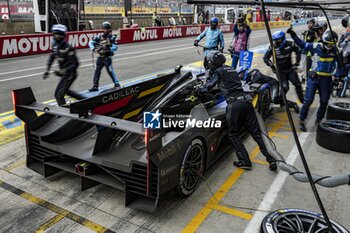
[198,51,277,171]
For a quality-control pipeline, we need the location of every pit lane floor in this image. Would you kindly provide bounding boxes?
[1,20,350,233]
[1,96,350,233]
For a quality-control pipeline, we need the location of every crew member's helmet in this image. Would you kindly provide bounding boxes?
[210,17,219,24]
[205,51,226,71]
[51,24,67,43]
[322,30,338,50]
[341,15,350,28]
[210,17,219,29]
[52,24,67,35]
[102,21,112,30]
[272,30,286,49]
[307,18,316,25]
[319,22,328,30]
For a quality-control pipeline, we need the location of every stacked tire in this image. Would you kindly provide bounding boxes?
[261,208,349,233]
[316,102,350,153]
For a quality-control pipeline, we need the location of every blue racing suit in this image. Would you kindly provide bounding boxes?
[89,33,119,88]
[197,27,225,56]
[291,34,339,121]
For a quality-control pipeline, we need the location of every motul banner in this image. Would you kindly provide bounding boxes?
[0,24,234,59]
[118,24,234,44]
[0,30,103,59]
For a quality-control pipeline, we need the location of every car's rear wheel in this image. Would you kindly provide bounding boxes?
[261,209,349,233]
[176,139,205,197]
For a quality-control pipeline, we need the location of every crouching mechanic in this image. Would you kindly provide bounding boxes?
[43,24,84,106]
[237,67,299,113]
[89,21,120,91]
[288,27,339,131]
[194,17,224,56]
[264,30,304,104]
[198,51,277,171]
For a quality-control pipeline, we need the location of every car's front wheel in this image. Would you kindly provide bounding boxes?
[176,139,205,197]
[257,87,272,119]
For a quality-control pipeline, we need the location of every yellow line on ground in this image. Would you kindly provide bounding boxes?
[9,189,113,233]
[4,159,26,172]
[35,212,69,233]
[268,132,289,139]
[182,168,245,233]
[209,203,253,220]
[251,159,269,166]
[182,114,289,232]
[0,109,15,117]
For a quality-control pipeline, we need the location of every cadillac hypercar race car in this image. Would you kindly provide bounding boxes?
[12,65,272,212]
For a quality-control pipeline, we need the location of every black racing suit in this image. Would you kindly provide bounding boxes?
[200,65,276,166]
[46,40,83,106]
[264,41,304,103]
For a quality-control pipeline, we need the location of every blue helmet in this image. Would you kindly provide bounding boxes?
[210,17,219,24]
[272,30,286,48]
[51,24,67,35]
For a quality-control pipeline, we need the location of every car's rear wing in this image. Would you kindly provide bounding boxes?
[13,87,144,135]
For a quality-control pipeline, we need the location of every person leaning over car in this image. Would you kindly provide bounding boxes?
[197,51,277,171]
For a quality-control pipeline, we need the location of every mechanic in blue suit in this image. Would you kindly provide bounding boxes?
[287,27,339,131]
[88,21,120,91]
[194,17,225,57]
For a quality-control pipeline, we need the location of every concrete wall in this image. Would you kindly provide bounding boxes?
[0,14,226,35]
[85,14,195,30]
[0,20,35,35]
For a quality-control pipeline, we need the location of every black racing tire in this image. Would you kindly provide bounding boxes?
[261,208,349,233]
[176,138,205,197]
[326,102,350,121]
[316,120,350,153]
[257,87,272,119]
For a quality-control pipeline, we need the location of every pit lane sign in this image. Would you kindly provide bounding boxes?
[239,50,254,69]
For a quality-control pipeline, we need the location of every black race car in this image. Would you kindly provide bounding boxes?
[12,65,272,212]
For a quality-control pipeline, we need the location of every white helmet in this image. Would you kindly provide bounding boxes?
[51,24,67,34]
